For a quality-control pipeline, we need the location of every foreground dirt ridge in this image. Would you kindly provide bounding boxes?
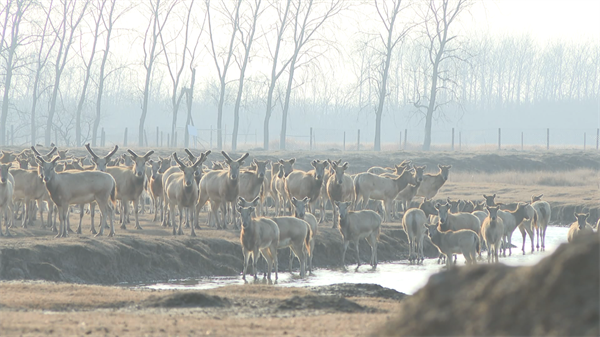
[0,282,406,336]
[377,235,600,336]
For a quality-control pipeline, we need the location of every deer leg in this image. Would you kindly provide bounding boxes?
[132,199,142,230]
[90,203,97,235]
[341,241,349,270]
[354,240,361,271]
[120,202,128,230]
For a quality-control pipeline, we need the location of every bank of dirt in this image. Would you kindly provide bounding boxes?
[0,221,439,285]
[377,235,600,336]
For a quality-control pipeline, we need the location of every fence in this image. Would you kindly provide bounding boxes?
[5,124,600,152]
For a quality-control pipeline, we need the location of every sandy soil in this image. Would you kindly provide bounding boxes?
[0,282,404,336]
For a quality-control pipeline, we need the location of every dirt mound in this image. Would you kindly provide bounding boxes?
[142,292,230,308]
[376,235,600,336]
[278,295,371,313]
[310,283,407,301]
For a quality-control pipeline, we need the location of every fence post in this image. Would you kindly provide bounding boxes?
[175,132,178,148]
[156,127,159,147]
[404,129,407,150]
[596,128,599,150]
[498,128,501,150]
[451,128,455,151]
[11,125,13,146]
[520,132,523,151]
[357,129,360,151]
[310,127,313,151]
[459,132,462,151]
[161,131,163,147]
[144,129,149,147]
[101,128,105,147]
[210,126,213,149]
[584,132,586,150]
[255,129,257,147]
[399,131,402,150]
[123,127,128,147]
[167,133,170,148]
[546,128,549,150]
[343,131,346,151]
[55,128,58,146]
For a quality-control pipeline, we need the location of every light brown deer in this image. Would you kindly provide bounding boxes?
[416,164,451,199]
[238,205,279,283]
[481,206,504,263]
[354,168,418,222]
[285,160,328,220]
[164,153,204,236]
[402,208,428,264]
[198,151,249,229]
[326,160,354,228]
[568,213,594,243]
[291,196,318,273]
[36,156,116,237]
[0,163,14,237]
[531,194,551,251]
[427,225,480,268]
[335,201,381,271]
[106,149,154,230]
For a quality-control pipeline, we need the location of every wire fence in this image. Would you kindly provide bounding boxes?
[6,124,600,152]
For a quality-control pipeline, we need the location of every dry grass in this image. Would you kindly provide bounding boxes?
[451,168,599,187]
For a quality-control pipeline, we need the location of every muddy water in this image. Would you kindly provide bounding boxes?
[142,226,569,295]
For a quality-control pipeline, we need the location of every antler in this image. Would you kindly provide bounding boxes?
[172,152,186,168]
[238,153,250,162]
[84,143,99,159]
[105,145,119,159]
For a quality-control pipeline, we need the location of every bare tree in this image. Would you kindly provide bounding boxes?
[0,0,32,145]
[139,0,176,146]
[207,0,241,150]
[278,0,344,150]
[44,0,89,146]
[28,1,59,146]
[160,0,193,147]
[231,0,263,150]
[183,7,208,147]
[92,0,128,146]
[371,0,413,151]
[414,0,469,151]
[74,0,106,146]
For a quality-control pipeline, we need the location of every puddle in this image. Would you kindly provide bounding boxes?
[139,226,569,295]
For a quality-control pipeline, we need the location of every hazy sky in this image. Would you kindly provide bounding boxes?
[471,0,600,42]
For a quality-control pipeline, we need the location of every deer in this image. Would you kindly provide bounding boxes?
[481,206,505,263]
[326,160,354,228]
[291,196,318,274]
[335,201,381,271]
[531,194,551,251]
[238,205,279,283]
[198,151,249,229]
[568,213,594,243]
[106,149,154,230]
[415,164,451,199]
[482,194,532,256]
[354,168,419,223]
[285,160,329,221]
[270,216,311,278]
[238,159,269,217]
[36,156,116,238]
[148,157,172,222]
[427,224,480,268]
[164,153,205,236]
[0,163,14,237]
[402,208,428,264]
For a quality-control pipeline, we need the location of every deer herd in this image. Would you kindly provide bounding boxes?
[0,146,597,283]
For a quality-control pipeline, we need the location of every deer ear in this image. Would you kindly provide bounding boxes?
[292,197,298,202]
[290,158,296,164]
[302,197,309,202]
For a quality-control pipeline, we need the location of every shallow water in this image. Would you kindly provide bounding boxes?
[141,226,569,295]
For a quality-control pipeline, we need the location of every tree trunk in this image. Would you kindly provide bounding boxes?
[0,51,13,146]
[184,68,195,147]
